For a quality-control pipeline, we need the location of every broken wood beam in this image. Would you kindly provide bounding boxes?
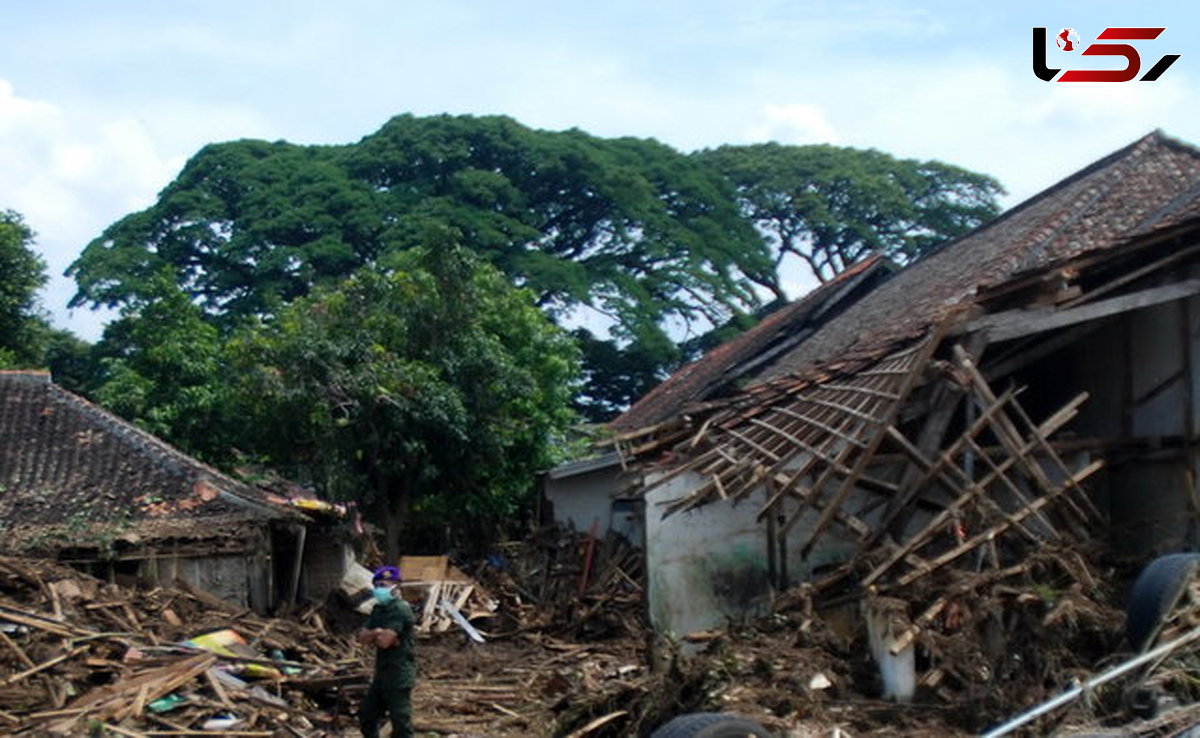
[800,331,946,558]
[862,397,1088,588]
[891,460,1103,588]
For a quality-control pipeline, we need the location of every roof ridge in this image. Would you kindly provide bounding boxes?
[919,131,1167,263]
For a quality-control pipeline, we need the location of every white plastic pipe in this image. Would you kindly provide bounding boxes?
[979,625,1200,738]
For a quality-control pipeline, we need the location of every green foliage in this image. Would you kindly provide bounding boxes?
[695,143,1004,292]
[571,327,678,422]
[69,115,771,344]
[227,232,580,554]
[0,210,50,367]
[91,275,229,460]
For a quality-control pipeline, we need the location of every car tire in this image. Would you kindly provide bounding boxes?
[1126,552,1200,652]
[649,712,773,738]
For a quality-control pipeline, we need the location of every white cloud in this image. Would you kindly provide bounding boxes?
[746,103,842,145]
[0,81,202,339]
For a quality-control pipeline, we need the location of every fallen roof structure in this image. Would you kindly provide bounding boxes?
[601,132,1200,724]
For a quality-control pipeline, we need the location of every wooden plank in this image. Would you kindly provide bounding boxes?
[968,278,1200,343]
[0,627,35,668]
[1058,240,1200,310]
[819,383,902,401]
[985,321,1106,381]
[862,394,1086,588]
[961,434,1052,543]
[563,710,629,738]
[956,346,1092,531]
[774,381,900,535]
[1002,386,1104,524]
[891,460,1103,588]
[799,333,944,558]
[0,646,86,685]
[957,348,1070,518]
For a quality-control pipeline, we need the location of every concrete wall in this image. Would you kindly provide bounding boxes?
[143,551,269,611]
[544,458,645,545]
[643,462,876,638]
[301,533,353,601]
[645,470,770,637]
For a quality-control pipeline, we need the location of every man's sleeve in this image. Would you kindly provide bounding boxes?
[386,601,414,633]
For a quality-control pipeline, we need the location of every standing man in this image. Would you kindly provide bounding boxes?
[358,565,416,738]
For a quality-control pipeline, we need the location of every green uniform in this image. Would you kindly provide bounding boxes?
[359,597,416,738]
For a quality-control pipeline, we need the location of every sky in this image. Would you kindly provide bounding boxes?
[2,0,1198,341]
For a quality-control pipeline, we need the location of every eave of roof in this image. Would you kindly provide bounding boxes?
[611,254,892,431]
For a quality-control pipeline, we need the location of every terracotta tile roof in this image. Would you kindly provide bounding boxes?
[760,130,1200,382]
[611,255,891,431]
[0,371,295,550]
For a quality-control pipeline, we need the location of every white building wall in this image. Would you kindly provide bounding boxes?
[544,464,621,536]
[644,470,770,637]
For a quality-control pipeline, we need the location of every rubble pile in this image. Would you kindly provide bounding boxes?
[3,530,1199,737]
[484,526,646,641]
[0,555,361,735]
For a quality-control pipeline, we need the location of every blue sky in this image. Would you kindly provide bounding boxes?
[2,0,1198,339]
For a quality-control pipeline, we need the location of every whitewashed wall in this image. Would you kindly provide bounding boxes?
[544,461,624,537]
[644,470,770,637]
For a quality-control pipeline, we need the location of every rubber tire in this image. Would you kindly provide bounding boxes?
[649,712,773,738]
[1126,552,1200,652]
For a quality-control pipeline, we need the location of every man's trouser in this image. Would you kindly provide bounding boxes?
[359,678,413,738]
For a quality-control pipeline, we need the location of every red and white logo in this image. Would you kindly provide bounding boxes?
[1033,27,1180,82]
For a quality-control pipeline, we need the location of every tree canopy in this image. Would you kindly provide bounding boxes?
[66,113,1008,449]
[226,233,580,556]
[69,114,773,344]
[90,276,229,461]
[0,210,50,367]
[695,143,1005,294]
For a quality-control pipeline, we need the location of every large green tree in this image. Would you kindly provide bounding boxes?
[695,143,1004,295]
[68,115,771,342]
[0,210,50,367]
[227,234,579,556]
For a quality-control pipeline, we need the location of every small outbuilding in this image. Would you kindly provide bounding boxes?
[0,371,352,612]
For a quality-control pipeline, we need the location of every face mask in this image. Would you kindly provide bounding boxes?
[372,586,395,603]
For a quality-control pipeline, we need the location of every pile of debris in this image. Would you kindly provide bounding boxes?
[0,555,362,735]
[485,526,646,641]
[0,539,660,738]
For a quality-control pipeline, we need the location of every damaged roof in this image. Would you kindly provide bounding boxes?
[0,371,298,549]
[758,130,1200,382]
[612,255,893,432]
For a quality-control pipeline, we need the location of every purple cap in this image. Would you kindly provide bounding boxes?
[372,565,402,584]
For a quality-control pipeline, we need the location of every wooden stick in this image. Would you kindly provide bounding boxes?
[0,646,86,684]
[0,626,35,668]
[99,724,149,738]
[489,702,523,719]
[801,331,945,557]
[0,603,91,637]
[893,461,1102,588]
[863,395,1085,588]
[563,710,629,738]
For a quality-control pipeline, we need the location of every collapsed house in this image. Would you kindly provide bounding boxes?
[552,131,1200,652]
[543,255,896,543]
[0,371,353,612]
